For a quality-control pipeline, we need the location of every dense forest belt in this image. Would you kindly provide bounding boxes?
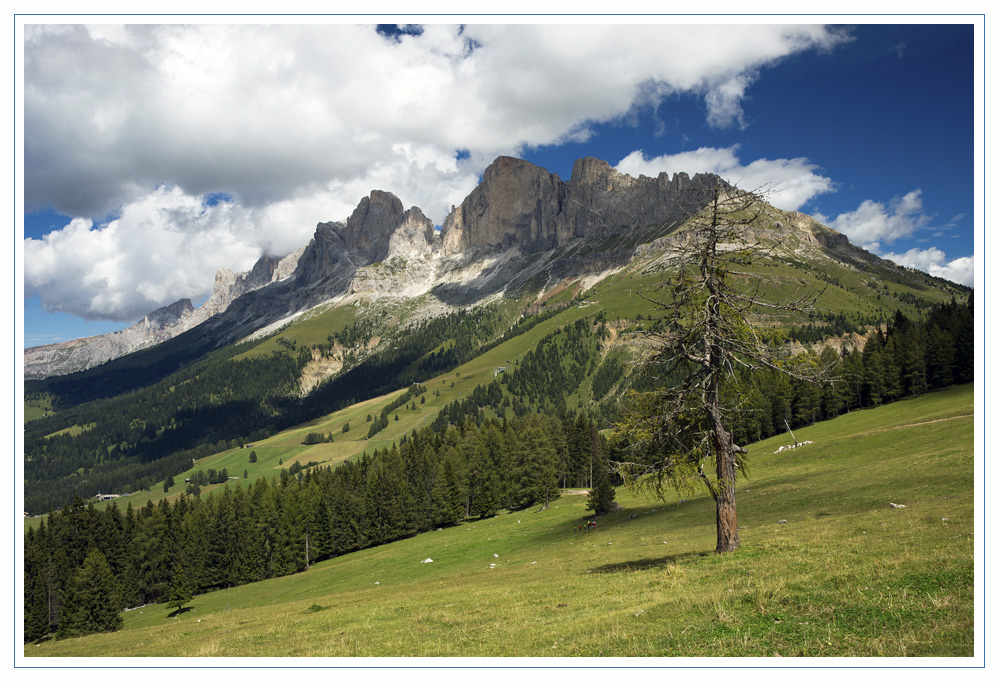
[23,412,612,641]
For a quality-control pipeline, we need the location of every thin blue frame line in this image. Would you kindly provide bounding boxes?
[14,16,986,668]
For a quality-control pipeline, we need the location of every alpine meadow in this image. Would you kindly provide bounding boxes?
[20,20,979,662]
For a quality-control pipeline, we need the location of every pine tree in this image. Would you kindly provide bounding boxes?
[23,528,51,641]
[167,563,193,614]
[615,182,827,553]
[58,549,122,637]
[431,447,466,526]
[586,449,617,515]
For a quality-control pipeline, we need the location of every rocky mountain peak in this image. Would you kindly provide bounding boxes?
[297,189,435,286]
[143,298,194,327]
[440,155,725,255]
[387,206,437,260]
[25,155,734,379]
[440,156,565,254]
[329,189,405,263]
[569,156,619,186]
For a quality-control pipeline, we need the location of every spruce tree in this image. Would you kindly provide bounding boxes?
[586,451,617,515]
[167,564,194,614]
[58,549,122,637]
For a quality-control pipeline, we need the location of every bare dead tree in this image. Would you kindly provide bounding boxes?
[613,182,830,553]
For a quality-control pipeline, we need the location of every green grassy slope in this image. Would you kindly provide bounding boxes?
[35,300,597,520]
[24,396,53,423]
[28,384,974,657]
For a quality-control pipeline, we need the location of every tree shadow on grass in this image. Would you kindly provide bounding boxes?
[166,606,194,618]
[590,550,710,574]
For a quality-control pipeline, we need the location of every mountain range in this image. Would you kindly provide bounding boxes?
[25,156,722,377]
[24,154,942,380]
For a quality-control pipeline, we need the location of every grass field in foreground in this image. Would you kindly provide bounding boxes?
[26,384,975,658]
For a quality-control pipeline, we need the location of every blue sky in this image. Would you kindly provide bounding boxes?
[20,19,980,347]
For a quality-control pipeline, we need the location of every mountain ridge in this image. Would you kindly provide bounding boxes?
[25,155,728,378]
[22,154,961,380]
[24,248,303,379]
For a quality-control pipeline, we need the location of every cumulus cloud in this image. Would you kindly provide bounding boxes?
[814,191,972,288]
[880,247,974,287]
[24,23,848,321]
[26,23,846,218]
[615,146,835,211]
[26,188,261,321]
[819,190,929,253]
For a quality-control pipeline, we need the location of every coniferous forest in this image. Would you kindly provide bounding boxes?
[23,413,609,641]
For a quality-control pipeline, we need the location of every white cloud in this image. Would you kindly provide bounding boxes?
[816,191,971,288]
[820,190,930,252]
[24,23,848,322]
[25,24,846,218]
[27,188,267,321]
[704,73,755,129]
[880,247,974,287]
[615,146,834,211]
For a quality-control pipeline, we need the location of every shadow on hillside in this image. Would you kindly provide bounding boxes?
[166,606,194,618]
[590,550,710,574]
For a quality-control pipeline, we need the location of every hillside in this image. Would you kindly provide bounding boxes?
[23,184,970,517]
[25,385,974,657]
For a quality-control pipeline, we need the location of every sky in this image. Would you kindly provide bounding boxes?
[19,17,982,348]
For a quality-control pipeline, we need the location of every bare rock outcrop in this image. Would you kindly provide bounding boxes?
[562,157,721,241]
[439,156,723,255]
[441,156,566,253]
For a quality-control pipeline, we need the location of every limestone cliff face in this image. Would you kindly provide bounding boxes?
[337,190,408,263]
[440,156,566,253]
[386,206,437,261]
[200,250,303,318]
[293,221,353,284]
[303,191,436,282]
[287,194,435,301]
[562,157,721,240]
[439,156,723,255]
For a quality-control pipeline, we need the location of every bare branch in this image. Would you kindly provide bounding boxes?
[611,180,833,553]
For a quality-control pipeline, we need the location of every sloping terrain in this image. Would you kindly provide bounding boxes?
[26,385,974,657]
[23,191,968,517]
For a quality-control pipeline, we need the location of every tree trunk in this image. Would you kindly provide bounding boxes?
[708,353,739,553]
[714,439,740,553]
